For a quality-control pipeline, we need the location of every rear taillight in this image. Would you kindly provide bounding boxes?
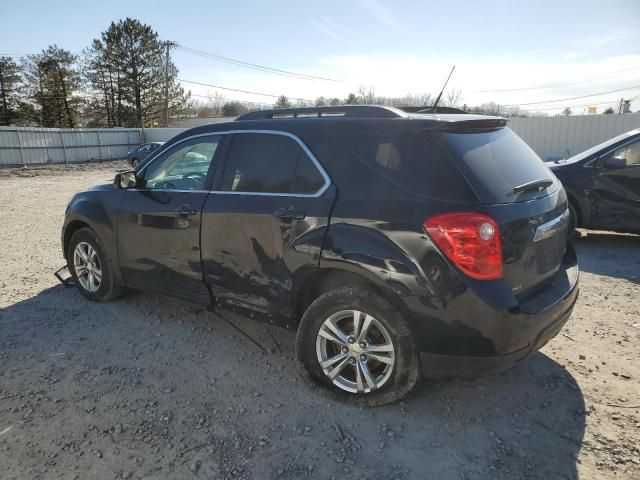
[423,212,503,280]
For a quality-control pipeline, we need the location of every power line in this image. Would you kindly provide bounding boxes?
[178,78,314,102]
[476,65,640,92]
[502,84,640,107]
[522,99,629,112]
[175,44,342,83]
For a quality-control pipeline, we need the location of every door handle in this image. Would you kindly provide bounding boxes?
[274,206,305,221]
[174,204,197,217]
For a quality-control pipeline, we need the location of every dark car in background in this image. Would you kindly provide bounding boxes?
[61,106,578,405]
[127,142,164,168]
[549,129,640,233]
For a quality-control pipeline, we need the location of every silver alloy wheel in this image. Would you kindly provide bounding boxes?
[73,241,102,293]
[316,310,395,394]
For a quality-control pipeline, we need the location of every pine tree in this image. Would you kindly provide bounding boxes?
[23,46,81,127]
[275,95,291,109]
[0,57,23,126]
[84,18,190,127]
[345,93,359,105]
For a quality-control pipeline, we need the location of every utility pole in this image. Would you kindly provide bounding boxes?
[163,41,176,127]
[37,60,44,127]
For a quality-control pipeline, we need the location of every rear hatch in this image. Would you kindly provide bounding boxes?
[433,120,569,296]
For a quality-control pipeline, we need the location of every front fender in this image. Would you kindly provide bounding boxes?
[62,190,124,276]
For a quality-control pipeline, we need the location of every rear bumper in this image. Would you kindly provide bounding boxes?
[404,243,579,377]
[420,294,575,377]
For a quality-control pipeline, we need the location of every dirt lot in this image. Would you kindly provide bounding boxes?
[1,162,639,480]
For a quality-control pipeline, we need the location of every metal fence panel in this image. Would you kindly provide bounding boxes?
[0,127,142,166]
[2,115,640,166]
[143,128,186,143]
[509,113,640,160]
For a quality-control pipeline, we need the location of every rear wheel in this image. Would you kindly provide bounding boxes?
[296,286,421,406]
[67,228,123,302]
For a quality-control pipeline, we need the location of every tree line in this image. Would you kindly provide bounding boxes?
[0,18,190,128]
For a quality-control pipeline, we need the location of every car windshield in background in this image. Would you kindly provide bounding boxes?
[437,127,557,204]
[556,129,640,165]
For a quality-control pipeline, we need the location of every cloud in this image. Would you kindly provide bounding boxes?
[311,19,353,42]
[560,52,580,61]
[311,20,344,41]
[587,31,630,46]
[357,0,399,28]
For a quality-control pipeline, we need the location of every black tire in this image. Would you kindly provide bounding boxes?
[295,286,421,406]
[568,201,579,238]
[67,227,124,302]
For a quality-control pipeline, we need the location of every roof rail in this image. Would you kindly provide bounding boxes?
[235,105,406,121]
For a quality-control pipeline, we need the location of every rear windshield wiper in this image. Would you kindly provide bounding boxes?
[512,178,554,194]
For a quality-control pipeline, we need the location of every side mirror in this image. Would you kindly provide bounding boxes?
[113,171,138,189]
[604,155,626,170]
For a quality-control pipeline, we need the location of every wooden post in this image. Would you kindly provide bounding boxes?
[97,130,103,162]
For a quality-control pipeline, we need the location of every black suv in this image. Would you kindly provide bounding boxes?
[62,106,579,405]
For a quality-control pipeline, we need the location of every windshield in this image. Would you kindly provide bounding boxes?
[557,129,640,165]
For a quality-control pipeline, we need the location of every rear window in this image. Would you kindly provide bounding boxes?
[437,128,557,203]
[333,130,470,202]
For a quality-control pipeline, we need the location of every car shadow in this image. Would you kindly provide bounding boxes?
[0,285,586,480]
[573,230,640,284]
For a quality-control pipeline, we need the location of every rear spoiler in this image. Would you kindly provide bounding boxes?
[431,118,508,133]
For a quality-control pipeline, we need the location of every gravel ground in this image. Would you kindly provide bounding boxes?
[1,162,639,480]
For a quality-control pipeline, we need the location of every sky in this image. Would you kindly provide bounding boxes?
[1,0,639,114]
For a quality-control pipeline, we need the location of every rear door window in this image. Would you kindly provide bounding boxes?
[220,133,326,194]
[437,127,557,203]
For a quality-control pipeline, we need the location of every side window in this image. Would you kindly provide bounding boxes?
[613,141,640,166]
[140,144,151,152]
[333,130,470,202]
[220,133,325,194]
[143,136,220,190]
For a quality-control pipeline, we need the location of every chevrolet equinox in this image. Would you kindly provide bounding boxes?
[61,106,579,406]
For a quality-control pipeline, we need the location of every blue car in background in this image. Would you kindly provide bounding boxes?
[549,129,640,234]
[127,142,164,168]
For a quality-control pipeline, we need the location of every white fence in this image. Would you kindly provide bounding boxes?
[0,127,141,166]
[142,113,640,161]
[509,113,640,160]
[2,113,640,167]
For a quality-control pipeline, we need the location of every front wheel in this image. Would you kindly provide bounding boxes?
[568,201,579,238]
[296,286,421,406]
[67,227,123,302]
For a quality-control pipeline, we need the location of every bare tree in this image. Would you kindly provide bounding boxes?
[445,88,462,107]
[356,85,376,104]
[206,90,226,116]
